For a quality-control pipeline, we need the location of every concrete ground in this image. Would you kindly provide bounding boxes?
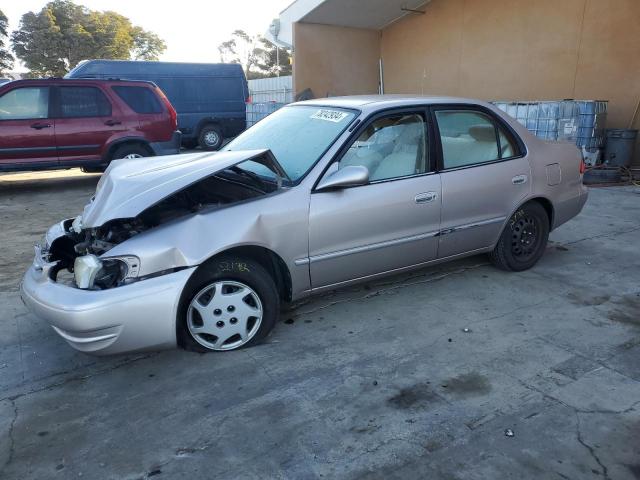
[0,169,639,480]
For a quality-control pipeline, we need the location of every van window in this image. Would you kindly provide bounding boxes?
[59,87,111,117]
[112,86,163,114]
[0,87,49,120]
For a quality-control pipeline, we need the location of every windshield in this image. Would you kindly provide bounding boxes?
[224,105,357,182]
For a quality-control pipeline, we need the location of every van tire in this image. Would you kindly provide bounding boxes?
[198,125,224,151]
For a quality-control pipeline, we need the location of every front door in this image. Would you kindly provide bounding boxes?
[0,86,56,168]
[53,85,125,164]
[309,110,441,289]
[432,107,531,258]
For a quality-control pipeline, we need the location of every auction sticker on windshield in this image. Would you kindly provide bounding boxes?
[311,109,350,123]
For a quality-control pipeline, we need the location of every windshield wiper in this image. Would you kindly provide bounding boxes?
[228,166,269,191]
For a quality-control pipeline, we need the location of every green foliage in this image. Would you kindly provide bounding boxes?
[131,27,166,61]
[11,0,166,77]
[218,29,291,79]
[0,9,14,74]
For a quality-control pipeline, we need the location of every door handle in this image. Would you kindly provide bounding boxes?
[30,122,51,130]
[415,192,437,204]
[104,119,122,126]
[512,175,528,185]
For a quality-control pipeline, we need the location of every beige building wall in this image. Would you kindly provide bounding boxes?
[380,0,640,162]
[293,23,380,98]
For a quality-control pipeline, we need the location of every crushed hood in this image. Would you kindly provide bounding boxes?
[81,149,279,228]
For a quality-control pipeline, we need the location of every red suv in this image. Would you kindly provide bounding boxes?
[0,78,180,172]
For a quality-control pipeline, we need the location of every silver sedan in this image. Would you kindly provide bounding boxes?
[21,96,588,355]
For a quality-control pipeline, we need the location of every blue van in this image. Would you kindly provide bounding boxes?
[66,60,249,150]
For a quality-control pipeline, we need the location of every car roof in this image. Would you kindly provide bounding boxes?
[294,94,495,110]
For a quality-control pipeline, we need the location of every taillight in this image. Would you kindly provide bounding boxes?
[156,87,177,129]
[246,94,252,104]
[580,158,586,174]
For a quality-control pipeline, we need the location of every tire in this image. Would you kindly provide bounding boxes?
[177,256,279,352]
[111,144,151,161]
[489,201,549,272]
[198,125,224,151]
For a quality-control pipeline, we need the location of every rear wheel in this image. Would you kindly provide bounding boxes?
[178,256,279,352]
[489,202,549,272]
[111,144,151,160]
[198,125,223,151]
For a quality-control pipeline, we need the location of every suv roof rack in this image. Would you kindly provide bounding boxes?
[69,75,149,82]
[66,76,157,86]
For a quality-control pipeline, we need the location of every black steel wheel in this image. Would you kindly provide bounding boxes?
[489,202,549,271]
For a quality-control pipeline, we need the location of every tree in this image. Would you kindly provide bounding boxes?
[255,37,291,78]
[131,27,166,61]
[218,29,291,79]
[11,0,166,77]
[0,9,14,74]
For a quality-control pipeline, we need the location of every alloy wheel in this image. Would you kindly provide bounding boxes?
[204,131,220,147]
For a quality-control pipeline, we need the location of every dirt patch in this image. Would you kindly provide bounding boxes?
[567,291,610,307]
[0,171,99,292]
[387,383,443,410]
[608,294,640,327]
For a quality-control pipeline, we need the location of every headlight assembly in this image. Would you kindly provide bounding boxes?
[74,254,140,290]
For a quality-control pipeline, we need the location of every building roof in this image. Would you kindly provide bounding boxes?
[275,0,429,45]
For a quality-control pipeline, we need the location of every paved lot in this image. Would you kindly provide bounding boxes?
[1,169,639,480]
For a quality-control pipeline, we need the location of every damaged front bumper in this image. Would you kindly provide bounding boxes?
[21,256,196,355]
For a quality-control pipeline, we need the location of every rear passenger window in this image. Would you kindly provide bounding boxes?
[498,128,516,158]
[112,86,162,114]
[59,87,111,117]
[436,110,518,169]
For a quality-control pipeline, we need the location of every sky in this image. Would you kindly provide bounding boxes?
[2,0,293,71]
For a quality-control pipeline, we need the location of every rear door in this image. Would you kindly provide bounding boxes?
[431,105,531,258]
[53,84,125,164]
[0,85,56,167]
[111,85,168,142]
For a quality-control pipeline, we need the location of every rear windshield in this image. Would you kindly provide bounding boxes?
[112,86,163,114]
[224,105,357,182]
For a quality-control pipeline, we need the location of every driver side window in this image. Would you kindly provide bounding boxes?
[339,113,428,181]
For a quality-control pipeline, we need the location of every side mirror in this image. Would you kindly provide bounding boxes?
[316,165,369,191]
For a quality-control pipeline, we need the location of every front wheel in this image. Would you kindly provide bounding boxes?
[489,202,549,272]
[178,256,279,352]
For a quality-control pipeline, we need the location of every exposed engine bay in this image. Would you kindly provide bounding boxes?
[46,169,279,290]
